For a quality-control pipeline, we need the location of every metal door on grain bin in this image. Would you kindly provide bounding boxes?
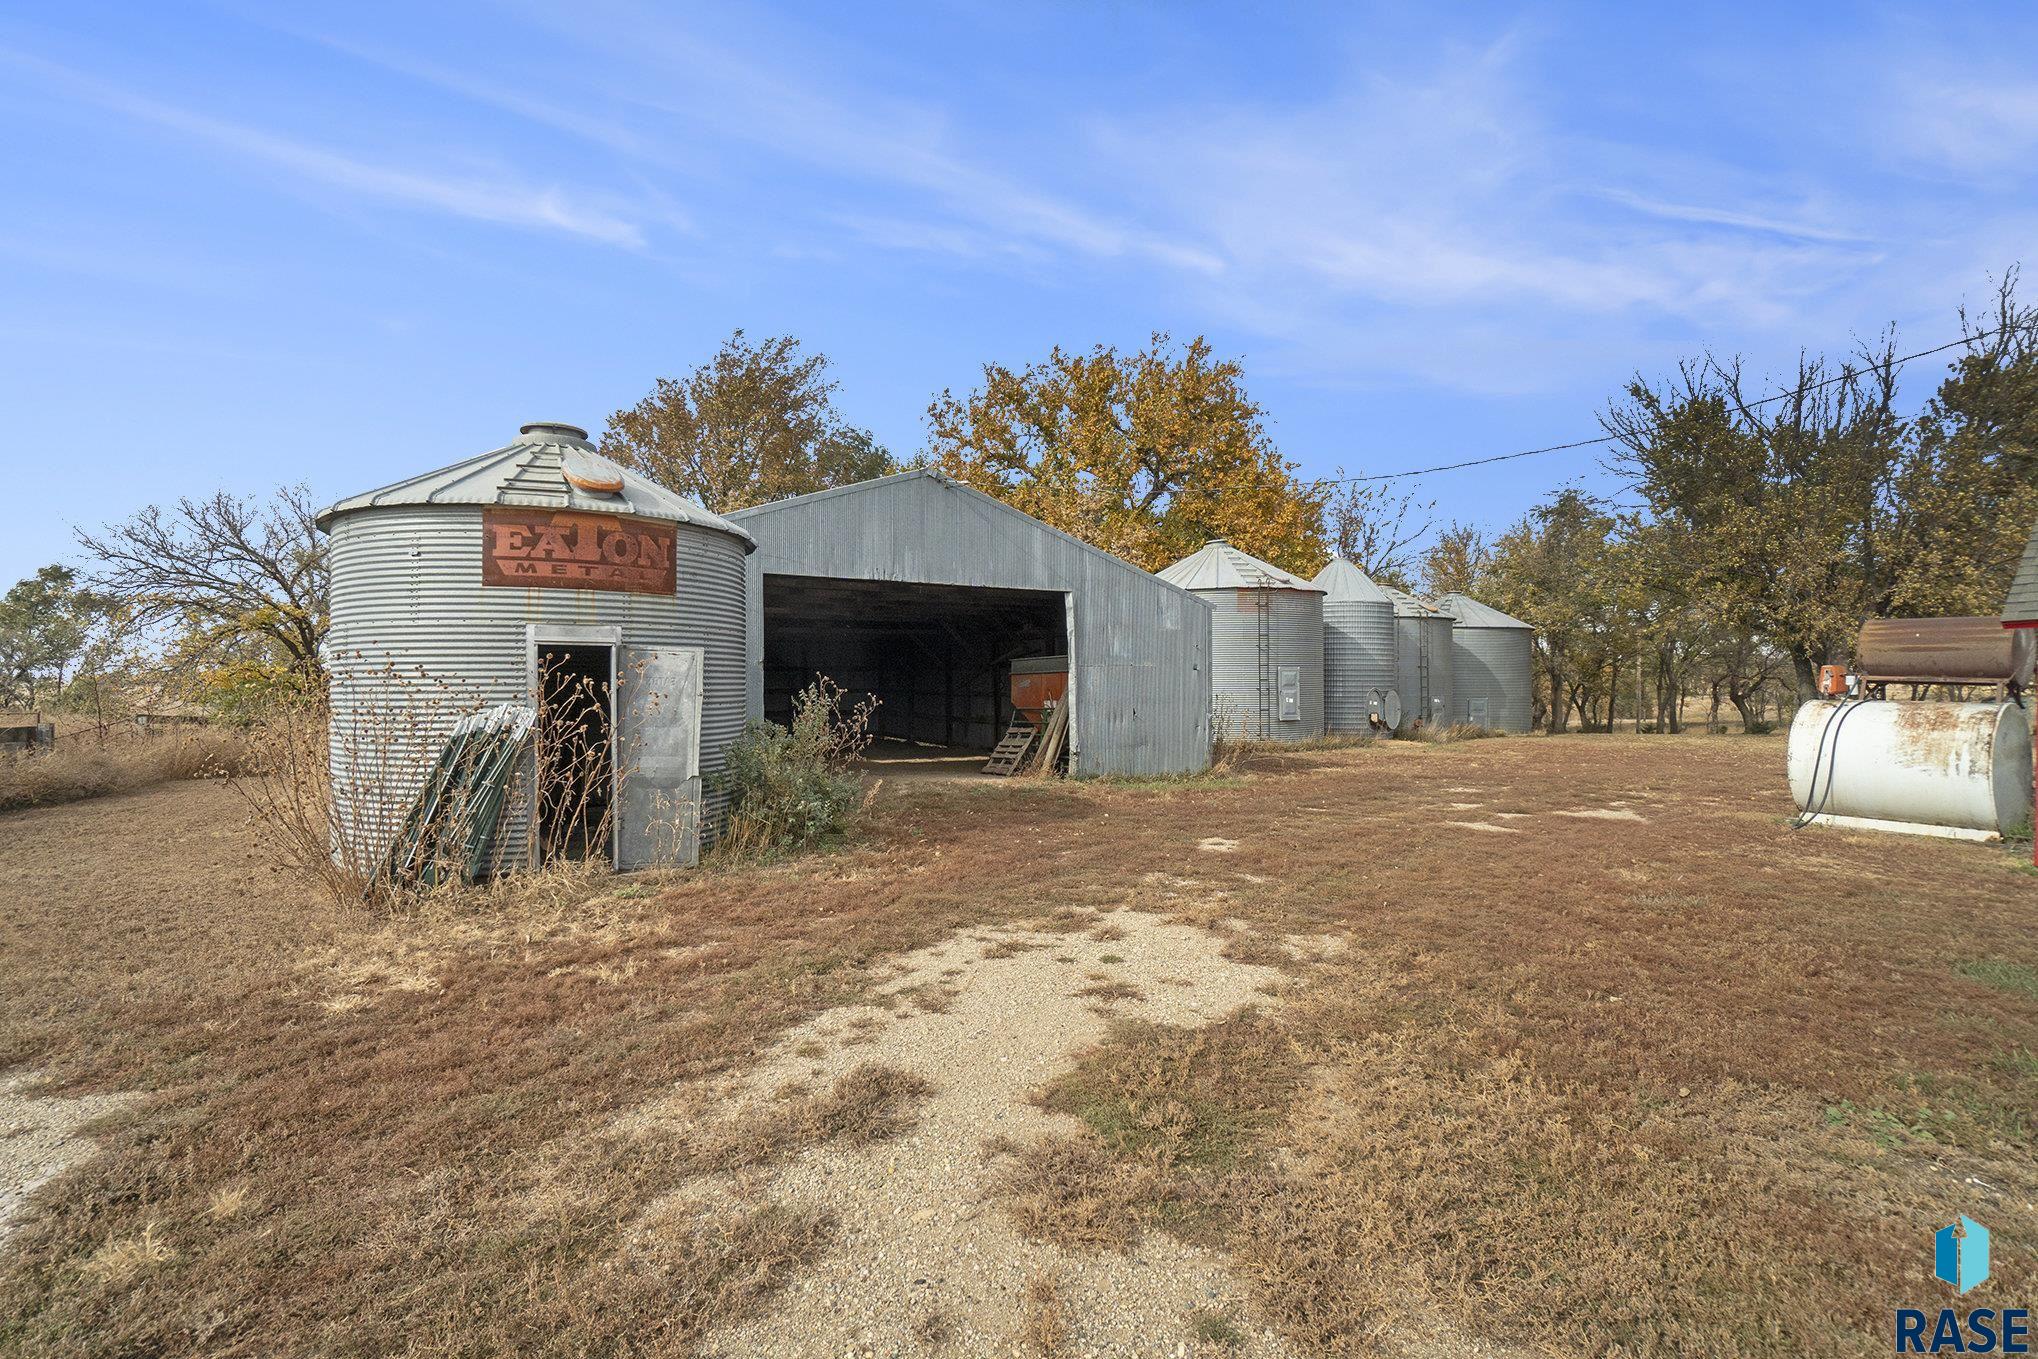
[617,645,705,870]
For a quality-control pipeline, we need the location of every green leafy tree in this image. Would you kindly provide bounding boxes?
[925,333,1326,573]
[602,330,896,513]
[1420,522,1489,598]
[1603,342,1908,699]
[1885,270,2038,617]
[1482,490,1626,732]
[0,565,106,707]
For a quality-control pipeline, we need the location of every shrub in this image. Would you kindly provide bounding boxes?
[719,678,876,857]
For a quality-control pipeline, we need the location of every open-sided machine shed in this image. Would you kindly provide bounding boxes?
[731,470,1213,777]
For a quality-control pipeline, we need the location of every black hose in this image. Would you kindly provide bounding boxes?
[1791,695,1872,831]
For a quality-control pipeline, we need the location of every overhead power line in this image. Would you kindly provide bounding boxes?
[1329,319,2038,485]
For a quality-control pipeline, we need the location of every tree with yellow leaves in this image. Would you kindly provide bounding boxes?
[602,331,896,514]
[923,334,1326,574]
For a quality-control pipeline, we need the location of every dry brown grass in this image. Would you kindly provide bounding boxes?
[78,1224,174,1289]
[629,1197,835,1346]
[1019,1270,1069,1356]
[676,1064,934,1175]
[1074,977,1143,1005]
[982,738,2038,1356]
[4,736,2037,1357]
[990,1134,1165,1251]
[0,727,248,813]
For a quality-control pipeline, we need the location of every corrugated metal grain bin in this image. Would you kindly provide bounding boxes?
[1434,593,1535,732]
[317,421,753,875]
[1384,588,1454,731]
[1313,558,1397,734]
[1158,541,1325,741]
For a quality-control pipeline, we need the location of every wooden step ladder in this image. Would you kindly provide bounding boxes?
[982,716,1038,775]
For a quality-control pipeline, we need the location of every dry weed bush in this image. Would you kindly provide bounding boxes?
[232,653,704,910]
[1410,721,1500,744]
[229,675,519,907]
[80,1224,175,1288]
[1210,732,1377,777]
[0,727,249,813]
[719,676,878,858]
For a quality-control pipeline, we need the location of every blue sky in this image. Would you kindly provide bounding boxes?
[4,1,2035,583]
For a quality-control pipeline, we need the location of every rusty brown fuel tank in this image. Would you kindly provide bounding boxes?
[1854,617,2033,688]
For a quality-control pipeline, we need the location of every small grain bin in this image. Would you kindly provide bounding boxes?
[318,421,753,876]
[1384,588,1454,731]
[1157,541,1325,741]
[1433,593,1535,732]
[1313,558,1397,734]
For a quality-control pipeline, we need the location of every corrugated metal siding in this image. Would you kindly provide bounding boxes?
[324,506,748,872]
[732,472,1212,777]
[1200,587,1326,742]
[1422,615,1455,728]
[1452,627,1534,733]
[1393,614,1457,730]
[1322,599,1395,733]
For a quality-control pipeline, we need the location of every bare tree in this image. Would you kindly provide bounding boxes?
[75,486,328,681]
[1318,474,1432,589]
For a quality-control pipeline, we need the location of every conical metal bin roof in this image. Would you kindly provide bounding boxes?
[1312,557,1394,604]
[1433,592,1533,630]
[316,421,752,546]
[1156,539,1324,592]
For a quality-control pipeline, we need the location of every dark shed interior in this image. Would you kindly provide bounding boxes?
[760,574,1067,750]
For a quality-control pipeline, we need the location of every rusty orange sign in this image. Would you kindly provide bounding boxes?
[481,508,676,595]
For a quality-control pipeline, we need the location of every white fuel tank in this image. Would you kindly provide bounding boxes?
[1787,700,2033,839]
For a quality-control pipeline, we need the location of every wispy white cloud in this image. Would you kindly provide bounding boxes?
[504,7,1222,273]
[1083,43,1870,344]
[1893,76,2038,176]
[0,47,646,246]
[1593,188,1867,244]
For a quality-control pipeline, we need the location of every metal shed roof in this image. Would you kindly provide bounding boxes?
[1434,592,1534,630]
[316,421,752,544]
[1312,557,1394,604]
[1156,540,1324,593]
[2006,524,2038,624]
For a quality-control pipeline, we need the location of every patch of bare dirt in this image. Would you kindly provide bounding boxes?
[0,1076,130,1247]
[673,911,1294,1357]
